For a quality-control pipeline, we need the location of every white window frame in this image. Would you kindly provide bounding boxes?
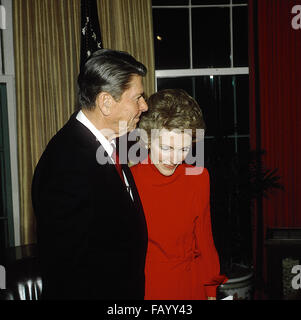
[153,0,249,151]
[153,0,248,68]
[1,0,20,246]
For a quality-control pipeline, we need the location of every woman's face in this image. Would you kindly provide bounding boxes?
[150,129,192,176]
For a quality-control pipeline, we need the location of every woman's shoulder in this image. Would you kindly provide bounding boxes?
[181,164,210,186]
[129,161,146,177]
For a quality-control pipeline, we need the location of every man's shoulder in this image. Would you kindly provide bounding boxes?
[38,113,99,170]
[44,111,99,154]
[44,112,77,145]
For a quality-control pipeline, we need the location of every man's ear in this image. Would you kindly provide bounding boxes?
[96,92,114,116]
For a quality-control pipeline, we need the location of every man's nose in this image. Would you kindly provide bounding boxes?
[139,97,148,112]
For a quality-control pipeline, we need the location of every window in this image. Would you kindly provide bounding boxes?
[0,83,14,263]
[152,0,251,267]
[152,0,249,145]
[0,0,20,259]
[152,0,249,163]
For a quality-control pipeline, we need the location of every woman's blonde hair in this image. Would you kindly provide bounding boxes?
[138,89,206,144]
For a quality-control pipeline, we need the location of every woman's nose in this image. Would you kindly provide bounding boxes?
[170,151,182,165]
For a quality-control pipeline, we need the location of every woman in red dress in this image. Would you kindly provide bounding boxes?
[131,89,227,300]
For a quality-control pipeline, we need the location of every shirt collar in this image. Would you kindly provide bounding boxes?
[76,110,114,157]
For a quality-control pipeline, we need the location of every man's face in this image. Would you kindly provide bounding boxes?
[110,75,148,137]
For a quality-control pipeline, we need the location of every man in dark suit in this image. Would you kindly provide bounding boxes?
[31,49,148,300]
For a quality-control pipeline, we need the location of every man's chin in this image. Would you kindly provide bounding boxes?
[127,123,138,133]
[116,126,136,137]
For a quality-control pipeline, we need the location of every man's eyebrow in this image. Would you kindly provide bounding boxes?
[134,93,145,100]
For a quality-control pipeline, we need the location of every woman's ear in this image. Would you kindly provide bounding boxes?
[96,92,113,116]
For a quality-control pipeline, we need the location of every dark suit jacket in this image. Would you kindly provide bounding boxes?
[31,112,148,300]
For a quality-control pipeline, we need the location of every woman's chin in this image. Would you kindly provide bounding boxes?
[156,164,178,176]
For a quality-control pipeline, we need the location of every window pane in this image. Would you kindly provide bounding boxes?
[192,8,231,68]
[0,83,13,248]
[204,138,214,166]
[153,9,190,69]
[194,77,218,136]
[220,76,235,135]
[204,136,235,168]
[235,75,249,135]
[192,0,229,4]
[194,75,234,136]
[233,6,248,67]
[204,137,235,163]
[0,219,7,264]
[0,90,3,149]
[0,153,4,218]
[157,77,193,96]
[152,0,188,5]
[237,137,250,157]
[0,152,8,262]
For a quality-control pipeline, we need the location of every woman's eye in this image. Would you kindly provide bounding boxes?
[182,147,190,152]
[160,145,170,151]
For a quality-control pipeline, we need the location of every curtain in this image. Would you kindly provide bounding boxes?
[249,0,301,296]
[97,0,155,98]
[13,0,155,245]
[13,0,81,245]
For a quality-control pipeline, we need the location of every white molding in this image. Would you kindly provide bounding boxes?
[0,75,20,247]
[1,0,15,76]
[0,0,20,246]
[156,67,249,78]
[230,0,234,68]
[188,3,193,69]
[152,4,248,9]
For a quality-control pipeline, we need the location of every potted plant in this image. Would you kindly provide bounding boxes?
[204,135,283,299]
